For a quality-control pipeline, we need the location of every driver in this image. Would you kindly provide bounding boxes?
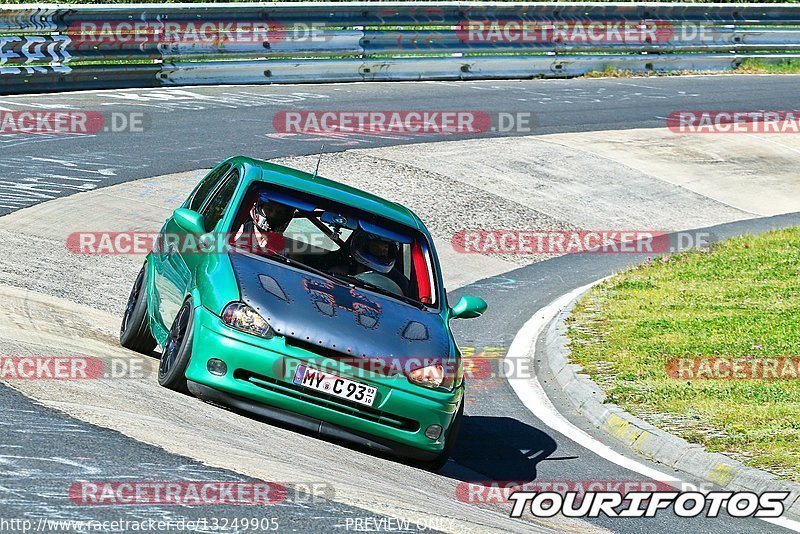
[351,230,398,274]
[234,193,295,255]
[349,229,405,295]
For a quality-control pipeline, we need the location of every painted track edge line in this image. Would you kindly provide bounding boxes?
[504,280,800,532]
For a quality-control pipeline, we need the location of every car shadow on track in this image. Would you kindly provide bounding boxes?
[447,415,559,482]
[180,377,561,478]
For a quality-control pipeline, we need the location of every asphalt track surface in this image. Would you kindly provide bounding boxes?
[0,384,391,532]
[1,76,799,533]
[2,75,800,216]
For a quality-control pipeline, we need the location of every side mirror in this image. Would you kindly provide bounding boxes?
[450,295,487,319]
[173,208,205,234]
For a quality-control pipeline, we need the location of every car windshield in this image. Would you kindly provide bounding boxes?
[229,183,439,307]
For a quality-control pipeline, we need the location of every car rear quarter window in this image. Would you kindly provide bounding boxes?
[200,169,240,232]
[188,163,231,212]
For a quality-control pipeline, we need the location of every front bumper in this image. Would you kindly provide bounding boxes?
[185,306,462,459]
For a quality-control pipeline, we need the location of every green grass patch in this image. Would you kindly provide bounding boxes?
[567,227,800,480]
[584,65,633,78]
[736,57,800,74]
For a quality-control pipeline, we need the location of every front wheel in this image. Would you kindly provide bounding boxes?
[158,299,194,392]
[120,264,157,354]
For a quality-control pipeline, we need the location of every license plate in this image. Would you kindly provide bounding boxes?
[292,364,377,407]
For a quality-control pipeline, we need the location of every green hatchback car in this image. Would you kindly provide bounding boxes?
[120,156,487,467]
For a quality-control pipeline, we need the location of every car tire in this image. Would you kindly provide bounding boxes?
[158,299,194,393]
[120,264,158,354]
[421,399,464,471]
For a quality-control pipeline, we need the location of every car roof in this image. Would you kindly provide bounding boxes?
[230,155,425,231]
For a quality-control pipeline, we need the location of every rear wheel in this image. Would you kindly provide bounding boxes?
[120,264,157,354]
[158,299,194,392]
[421,400,464,471]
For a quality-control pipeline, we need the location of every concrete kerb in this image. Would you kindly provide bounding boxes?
[542,282,800,521]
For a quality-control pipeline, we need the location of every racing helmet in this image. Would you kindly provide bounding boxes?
[351,229,399,274]
[250,194,295,233]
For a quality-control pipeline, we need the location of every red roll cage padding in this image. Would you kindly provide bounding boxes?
[411,240,432,304]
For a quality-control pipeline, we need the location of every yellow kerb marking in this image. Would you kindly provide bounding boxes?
[709,463,736,486]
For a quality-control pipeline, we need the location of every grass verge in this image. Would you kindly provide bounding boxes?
[736,58,800,74]
[583,58,800,78]
[567,227,800,480]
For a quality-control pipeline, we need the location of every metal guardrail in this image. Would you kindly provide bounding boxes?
[1,2,799,94]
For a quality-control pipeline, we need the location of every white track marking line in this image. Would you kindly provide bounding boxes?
[505,281,800,531]
[506,281,678,482]
[746,134,800,157]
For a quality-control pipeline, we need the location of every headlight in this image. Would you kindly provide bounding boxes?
[407,360,454,391]
[221,302,274,339]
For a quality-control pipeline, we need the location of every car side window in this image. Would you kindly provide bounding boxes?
[187,163,231,212]
[199,169,240,232]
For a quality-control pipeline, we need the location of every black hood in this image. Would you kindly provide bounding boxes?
[229,253,451,362]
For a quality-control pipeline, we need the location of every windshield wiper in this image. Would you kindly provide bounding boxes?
[326,272,427,310]
[263,252,337,282]
[257,252,429,310]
